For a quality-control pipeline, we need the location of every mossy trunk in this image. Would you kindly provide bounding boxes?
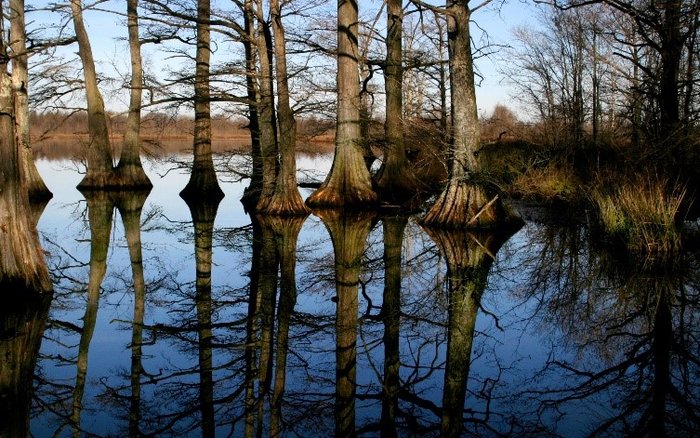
[421,227,517,438]
[0,65,51,292]
[180,0,224,201]
[376,0,420,204]
[260,0,309,216]
[115,0,152,189]
[9,0,51,200]
[422,3,518,228]
[305,0,377,209]
[315,210,375,437]
[71,0,116,189]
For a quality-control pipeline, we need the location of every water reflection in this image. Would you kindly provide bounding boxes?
[15,176,700,436]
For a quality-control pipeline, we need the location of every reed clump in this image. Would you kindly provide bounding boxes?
[592,175,687,255]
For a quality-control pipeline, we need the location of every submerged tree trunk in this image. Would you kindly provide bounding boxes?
[180,0,224,201]
[376,0,420,204]
[260,0,309,216]
[421,227,517,437]
[9,0,51,200]
[305,0,377,209]
[71,0,116,189]
[115,0,152,189]
[0,58,51,292]
[422,3,519,228]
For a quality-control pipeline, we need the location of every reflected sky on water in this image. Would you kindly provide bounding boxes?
[7,157,699,437]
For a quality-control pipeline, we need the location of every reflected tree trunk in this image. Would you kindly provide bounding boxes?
[0,291,52,438]
[115,0,152,189]
[184,195,222,438]
[305,0,378,209]
[263,215,307,437]
[180,0,224,201]
[114,190,150,437]
[380,215,407,438]
[315,210,375,437]
[71,191,114,436]
[70,0,116,189]
[422,227,517,437]
[9,0,51,200]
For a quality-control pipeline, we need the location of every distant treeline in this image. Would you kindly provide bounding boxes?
[29,111,335,159]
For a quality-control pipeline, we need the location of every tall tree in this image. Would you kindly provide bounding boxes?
[9,0,51,200]
[0,18,51,292]
[376,0,420,203]
[260,0,309,215]
[70,0,116,189]
[306,0,378,209]
[422,0,520,228]
[180,0,224,201]
[115,0,152,189]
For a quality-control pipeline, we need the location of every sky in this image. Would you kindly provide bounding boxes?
[27,0,542,118]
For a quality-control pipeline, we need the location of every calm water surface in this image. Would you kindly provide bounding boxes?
[7,156,699,436]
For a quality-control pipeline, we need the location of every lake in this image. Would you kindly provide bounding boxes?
[6,155,699,436]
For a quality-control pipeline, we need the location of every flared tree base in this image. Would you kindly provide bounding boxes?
[306,183,378,210]
[422,180,522,229]
[257,188,310,216]
[180,168,225,203]
[115,162,153,190]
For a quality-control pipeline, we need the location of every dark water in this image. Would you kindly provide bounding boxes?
[4,157,699,437]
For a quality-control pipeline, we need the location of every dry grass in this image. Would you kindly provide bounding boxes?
[592,175,687,255]
[511,162,581,202]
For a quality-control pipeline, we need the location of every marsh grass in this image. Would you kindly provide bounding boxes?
[592,175,687,255]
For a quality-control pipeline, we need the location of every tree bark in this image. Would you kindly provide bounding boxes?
[115,0,152,189]
[241,0,262,207]
[305,0,377,209]
[376,0,421,204]
[251,0,279,212]
[9,0,51,200]
[260,0,310,216]
[180,0,224,201]
[0,57,51,292]
[422,3,519,228]
[71,0,116,189]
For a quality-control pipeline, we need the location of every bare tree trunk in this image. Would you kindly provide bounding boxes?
[0,48,51,292]
[260,0,309,215]
[305,0,377,208]
[9,0,51,200]
[115,0,152,189]
[180,0,224,201]
[71,0,116,189]
[252,0,279,212]
[422,3,519,228]
[241,0,262,207]
[376,0,421,203]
